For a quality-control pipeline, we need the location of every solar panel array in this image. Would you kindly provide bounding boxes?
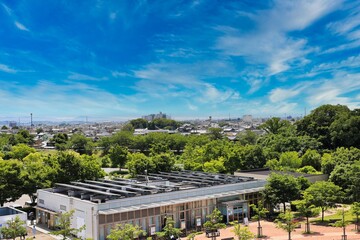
[50,171,255,203]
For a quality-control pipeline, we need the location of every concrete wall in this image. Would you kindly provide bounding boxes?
[37,190,98,239]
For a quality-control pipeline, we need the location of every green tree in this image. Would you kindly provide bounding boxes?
[301,149,321,171]
[108,144,128,170]
[121,123,135,132]
[263,173,301,213]
[52,210,86,240]
[296,166,319,174]
[292,196,319,233]
[203,158,226,173]
[329,164,352,195]
[79,154,106,180]
[330,113,360,148]
[0,159,24,206]
[152,152,176,173]
[296,104,350,149]
[111,131,134,148]
[69,134,93,155]
[237,130,258,145]
[126,152,155,177]
[304,181,343,221]
[349,162,360,202]
[14,129,34,145]
[50,133,69,150]
[279,151,302,170]
[259,117,290,134]
[22,152,56,204]
[204,208,226,240]
[351,202,360,232]
[36,127,44,134]
[107,223,145,240]
[208,128,223,140]
[0,216,27,240]
[7,143,36,160]
[231,223,254,240]
[52,151,104,183]
[156,217,182,240]
[321,153,334,175]
[238,145,267,170]
[129,118,148,129]
[275,210,298,240]
[250,200,268,238]
[332,208,351,240]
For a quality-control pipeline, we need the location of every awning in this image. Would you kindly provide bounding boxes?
[35,206,58,214]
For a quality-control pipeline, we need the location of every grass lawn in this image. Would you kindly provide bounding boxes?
[311,207,357,226]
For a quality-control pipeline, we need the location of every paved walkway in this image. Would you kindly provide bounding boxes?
[182,221,360,240]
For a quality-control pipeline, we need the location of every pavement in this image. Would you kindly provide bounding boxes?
[181,220,360,240]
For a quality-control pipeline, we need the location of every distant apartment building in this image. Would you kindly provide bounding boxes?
[142,112,167,121]
[9,121,17,128]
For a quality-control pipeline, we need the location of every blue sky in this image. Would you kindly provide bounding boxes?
[0,0,360,121]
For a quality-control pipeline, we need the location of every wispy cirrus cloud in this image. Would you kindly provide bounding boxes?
[0,80,137,118]
[68,72,108,81]
[324,2,360,53]
[0,64,17,73]
[215,0,341,76]
[269,82,313,103]
[306,72,360,108]
[1,3,30,32]
[14,21,29,31]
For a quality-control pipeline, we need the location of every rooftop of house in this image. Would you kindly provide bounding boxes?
[0,207,24,217]
[46,171,256,204]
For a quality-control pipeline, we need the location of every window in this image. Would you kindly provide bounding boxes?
[60,205,66,211]
[39,199,44,204]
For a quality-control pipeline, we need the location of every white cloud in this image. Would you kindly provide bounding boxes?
[311,54,360,73]
[327,4,360,37]
[14,21,29,31]
[324,3,360,52]
[112,71,130,78]
[215,0,340,75]
[269,88,301,103]
[68,72,108,81]
[1,3,12,15]
[0,64,17,73]
[197,84,239,104]
[306,72,360,108]
[0,81,137,118]
[187,102,198,111]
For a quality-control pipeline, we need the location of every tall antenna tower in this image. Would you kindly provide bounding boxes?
[30,113,33,128]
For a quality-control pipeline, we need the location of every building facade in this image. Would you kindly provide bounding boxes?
[36,171,265,240]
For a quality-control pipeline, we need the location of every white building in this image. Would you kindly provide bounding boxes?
[0,207,27,229]
[36,171,265,240]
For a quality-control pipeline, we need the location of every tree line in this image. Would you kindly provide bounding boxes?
[1,104,360,206]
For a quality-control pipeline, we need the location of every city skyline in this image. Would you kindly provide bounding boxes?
[0,0,360,121]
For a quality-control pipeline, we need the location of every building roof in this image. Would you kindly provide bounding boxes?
[48,171,256,204]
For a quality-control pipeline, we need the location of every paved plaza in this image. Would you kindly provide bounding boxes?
[182,220,360,240]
